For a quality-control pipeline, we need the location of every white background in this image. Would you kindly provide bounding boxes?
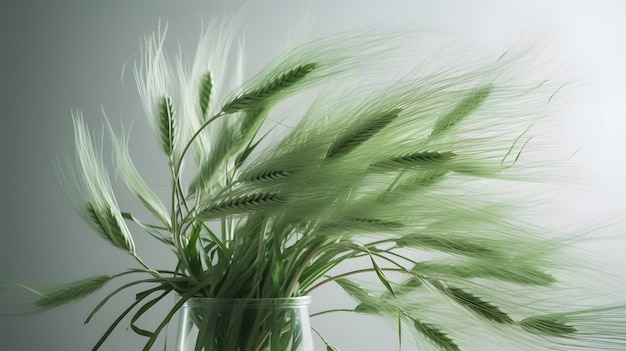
[1,1,625,350]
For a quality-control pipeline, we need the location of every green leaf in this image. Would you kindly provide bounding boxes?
[85,279,164,324]
[234,138,262,169]
[367,252,404,349]
[184,224,204,278]
[335,278,371,302]
[354,302,379,314]
[368,254,396,299]
[130,289,171,337]
[121,212,173,246]
[312,326,341,351]
[238,107,269,141]
[187,124,237,195]
[141,280,219,351]
[92,285,167,350]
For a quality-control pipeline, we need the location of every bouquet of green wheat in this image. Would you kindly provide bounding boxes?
[3,16,625,351]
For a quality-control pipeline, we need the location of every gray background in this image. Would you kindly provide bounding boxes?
[1,1,625,350]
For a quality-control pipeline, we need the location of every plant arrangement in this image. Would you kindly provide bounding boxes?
[3,17,625,351]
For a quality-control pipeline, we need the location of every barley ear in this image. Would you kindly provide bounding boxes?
[158,96,175,156]
[85,202,136,254]
[239,169,294,184]
[35,275,112,310]
[518,315,577,337]
[369,151,456,172]
[326,108,401,159]
[198,71,213,120]
[433,282,513,324]
[429,85,493,138]
[222,63,318,113]
[411,319,461,351]
[197,192,283,219]
[394,235,493,257]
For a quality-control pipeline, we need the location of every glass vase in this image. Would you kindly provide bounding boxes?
[176,296,314,351]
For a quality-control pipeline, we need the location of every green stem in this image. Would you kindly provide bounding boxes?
[132,254,158,275]
[174,111,225,180]
[141,275,223,351]
[304,268,405,295]
[310,308,355,317]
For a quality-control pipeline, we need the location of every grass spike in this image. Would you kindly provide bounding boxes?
[370,151,456,172]
[198,192,283,219]
[241,170,294,183]
[519,315,577,337]
[434,282,513,324]
[199,71,213,119]
[318,217,404,234]
[429,85,493,138]
[158,96,175,156]
[222,63,318,113]
[326,108,401,158]
[35,275,112,309]
[412,319,461,351]
[350,218,404,228]
[85,203,135,254]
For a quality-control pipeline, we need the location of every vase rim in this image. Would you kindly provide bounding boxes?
[182,295,312,307]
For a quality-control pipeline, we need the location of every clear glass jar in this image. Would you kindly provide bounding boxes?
[176,296,314,351]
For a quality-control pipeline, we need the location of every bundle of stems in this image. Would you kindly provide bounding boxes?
[4,17,625,351]
[177,297,312,351]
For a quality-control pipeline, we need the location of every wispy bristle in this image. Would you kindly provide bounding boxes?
[107,122,170,227]
[57,113,136,255]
